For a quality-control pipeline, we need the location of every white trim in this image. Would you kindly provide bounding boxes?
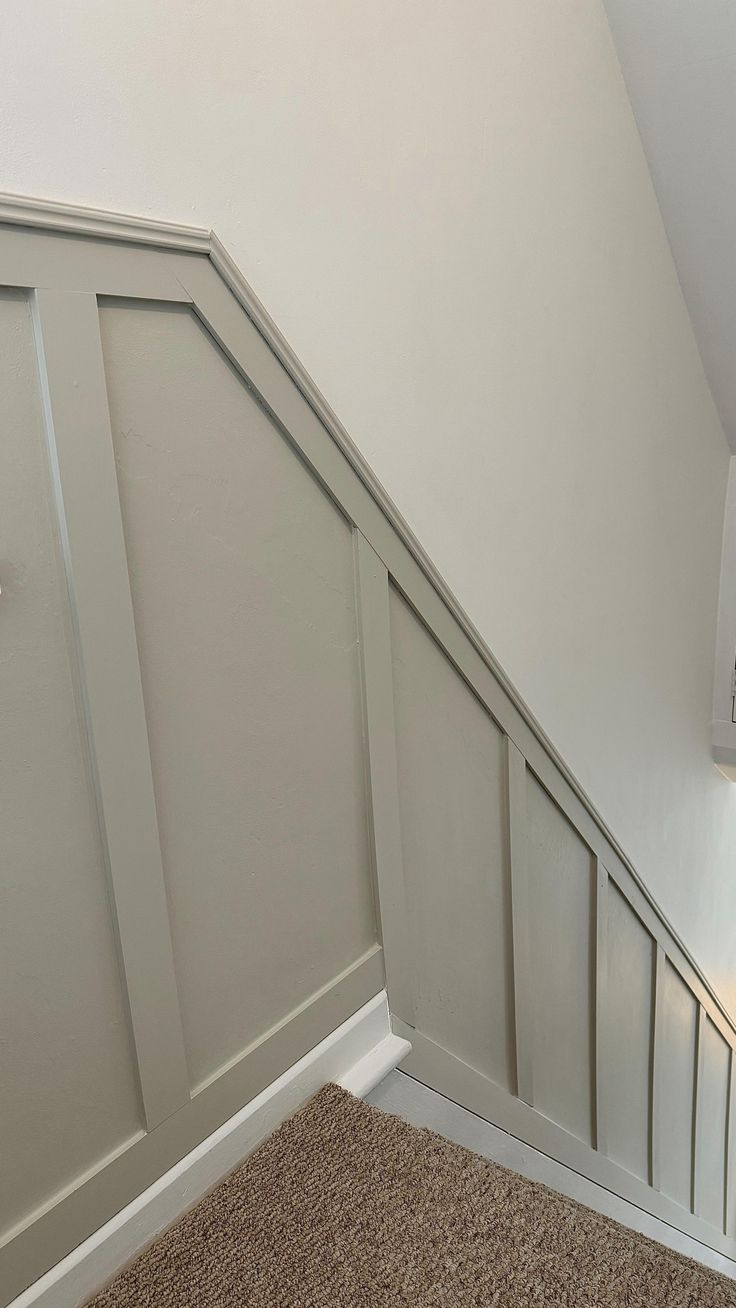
[369,1072,736,1282]
[8,992,410,1308]
[339,1034,412,1098]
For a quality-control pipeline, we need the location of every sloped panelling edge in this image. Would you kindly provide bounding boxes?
[0,189,724,1037]
[0,192,734,1276]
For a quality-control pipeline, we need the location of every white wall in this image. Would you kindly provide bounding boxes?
[602,0,736,452]
[2,0,735,1012]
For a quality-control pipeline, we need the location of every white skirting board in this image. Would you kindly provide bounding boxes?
[10,992,410,1308]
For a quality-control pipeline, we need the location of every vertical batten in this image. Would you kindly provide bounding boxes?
[31,288,191,1130]
[650,944,666,1191]
[692,1004,706,1215]
[354,531,415,1027]
[726,1048,735,1236]
[507,739,534,1106]
[594,859,608,1155]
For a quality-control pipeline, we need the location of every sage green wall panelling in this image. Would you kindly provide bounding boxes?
[98,299,377,1091]
[526,773,595,1147]
[696,1015,730,1230]
[32,288,191,1132]
[0,290,142,1241]
[1,205,736,1300]
[353,534,415,1027]
[389,586,514,1091]
[604,882,654,1184]
[658,961,699,1211]
[0,224,384,1308]
[727,1059,736,1238]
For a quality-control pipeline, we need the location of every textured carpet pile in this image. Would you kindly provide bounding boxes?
[88,1082,736,1306]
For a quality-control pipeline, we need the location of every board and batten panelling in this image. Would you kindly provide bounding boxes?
[657,960,699,1212]
[387,610,736,1258]
[696,1016,731,1231]
[604,882,654,1184]
[0,290,142,1240]
[2,206,736,1303]
[0,238,384,1308]
[98,299,377,1091]
[388,586,514,1092]
[525,773,595,1147]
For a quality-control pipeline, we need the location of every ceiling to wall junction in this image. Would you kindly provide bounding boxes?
[604,0,736,451]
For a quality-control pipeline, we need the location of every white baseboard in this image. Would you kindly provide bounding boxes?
[9,991,410,1308]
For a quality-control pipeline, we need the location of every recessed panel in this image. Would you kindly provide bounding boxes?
[0,291,141,1238]
[606,884,654,1181]
[658,962,697,1210]
[99,301,377,1088]
[527,774,595,1144]
[697,1017,730,1231]
[390,589,514,1089]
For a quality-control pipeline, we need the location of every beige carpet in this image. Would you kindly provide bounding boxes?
[88,1082,736,1306]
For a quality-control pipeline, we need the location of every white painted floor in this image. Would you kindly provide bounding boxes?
[367,1069,736,1281]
